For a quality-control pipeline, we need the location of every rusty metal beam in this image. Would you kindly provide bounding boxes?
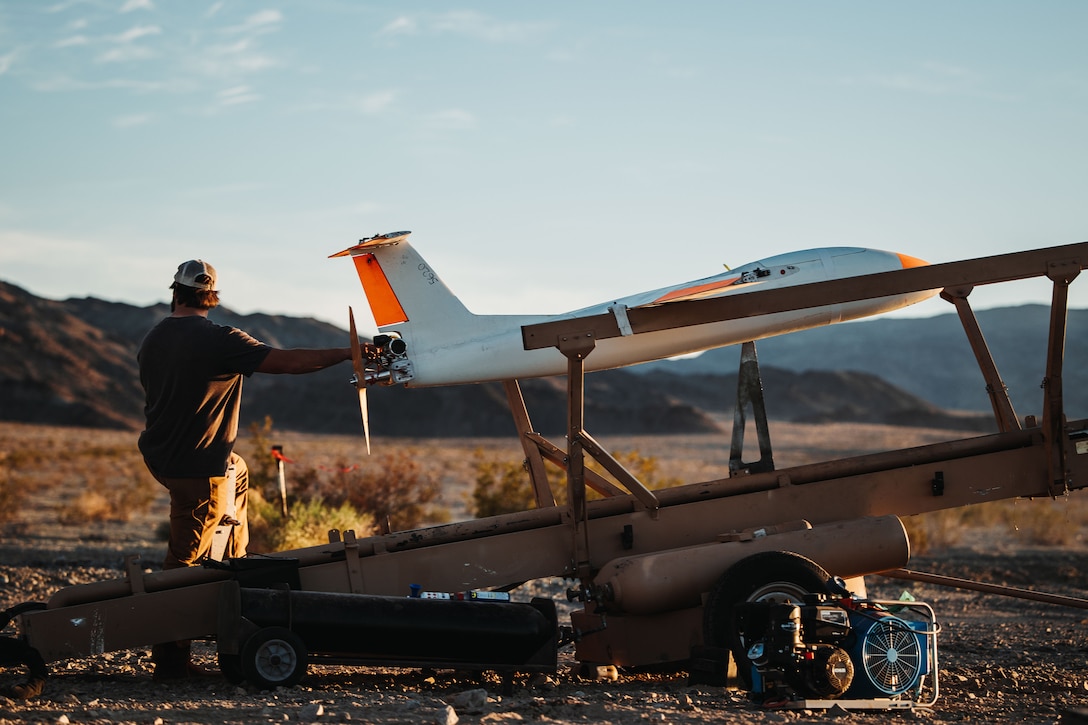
[1042,262,1077,495]
[502,380,557,508]
[940,287,1020,433]
[523,432,627,498]
[558,332,595,579]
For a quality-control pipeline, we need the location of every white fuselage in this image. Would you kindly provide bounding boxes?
[348,243,935,388]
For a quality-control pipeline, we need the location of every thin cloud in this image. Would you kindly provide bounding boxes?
[427,108,476,130]
[44,1,90,13]
[55,35,90,48]
[355,90,397,115]
[380,10,550,44]
[113,25,162,43]
[112,113,152,128]
[845,61,1010,100]
[30,74,189,93]
[0,52,15,75]
[120,0,155,12]
[97,44,155,63]
[432,11,548,43]
[184,181,268,197]
[222,9,283,36]
[218,85,260,105]
[190,39,279,76]
[381,16,417,36]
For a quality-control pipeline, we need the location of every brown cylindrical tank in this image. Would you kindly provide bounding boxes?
[592,515,910,615]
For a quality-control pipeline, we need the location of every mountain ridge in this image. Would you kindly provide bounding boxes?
[2,279,1064,437]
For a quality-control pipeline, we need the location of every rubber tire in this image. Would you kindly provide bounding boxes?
[217,651,246,685]
[702,551,833,687]
[240,627,307,689]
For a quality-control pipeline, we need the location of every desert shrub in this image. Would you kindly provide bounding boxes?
[0,452,27,523]
[241,416,279,501]
[290,450,447,532]
[247,488,374,552]
[0,431,161,525]
[338,450,447,531]
[471,454,541,518]
[57,471,158,524]
[1004,498,1080,546]
[900,510,965,555]
[901,496,1087,554]
[469,448,683,518]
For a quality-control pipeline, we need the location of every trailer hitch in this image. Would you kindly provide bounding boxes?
[1,602,48,699]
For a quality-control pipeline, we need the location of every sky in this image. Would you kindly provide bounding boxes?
[1,1,1086,337]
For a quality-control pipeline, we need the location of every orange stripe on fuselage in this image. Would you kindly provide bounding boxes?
[653,276,741,304]
[353,253,408,326]
[897,253,929,269]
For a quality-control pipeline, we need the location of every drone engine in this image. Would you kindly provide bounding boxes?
[735,593,937,705]
[364,333,414,385]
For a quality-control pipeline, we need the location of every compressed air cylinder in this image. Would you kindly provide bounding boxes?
[593,515,909,615]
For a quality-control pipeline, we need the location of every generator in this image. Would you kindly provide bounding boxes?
[734,592,938,709]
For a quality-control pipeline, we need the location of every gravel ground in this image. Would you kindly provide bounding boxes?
[3,518,1088,725]
[4,418,1088,724]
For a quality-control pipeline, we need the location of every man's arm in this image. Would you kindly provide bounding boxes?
[256,348,352,375]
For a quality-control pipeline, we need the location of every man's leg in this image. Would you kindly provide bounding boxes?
[150,472,221,679]
[160,476,221,569]
[229,453,250,559]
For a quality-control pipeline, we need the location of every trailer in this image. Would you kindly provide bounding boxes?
[2,242,1087,706]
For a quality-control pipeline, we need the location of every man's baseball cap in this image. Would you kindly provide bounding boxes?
[173,260,217,291]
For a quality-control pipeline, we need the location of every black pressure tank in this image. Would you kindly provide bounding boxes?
[238,588,557,667]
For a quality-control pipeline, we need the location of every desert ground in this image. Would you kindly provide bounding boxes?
[3,420,1088,724]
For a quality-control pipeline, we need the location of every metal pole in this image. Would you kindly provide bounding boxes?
[272,444,288,518]
[882,568,1088,610]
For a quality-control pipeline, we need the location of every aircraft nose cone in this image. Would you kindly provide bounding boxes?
[896,253,929,269]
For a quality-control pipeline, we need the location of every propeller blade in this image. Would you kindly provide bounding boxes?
[348,307,372,455]
[359,386,371,456]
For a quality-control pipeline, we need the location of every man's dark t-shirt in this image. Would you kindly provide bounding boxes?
[138,316,272,478]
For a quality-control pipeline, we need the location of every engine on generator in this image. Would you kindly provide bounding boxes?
[734,592,939,708]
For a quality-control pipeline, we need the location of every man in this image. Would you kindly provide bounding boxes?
[138,259,355,680]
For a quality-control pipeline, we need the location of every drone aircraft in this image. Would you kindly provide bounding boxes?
[331,231,935,389]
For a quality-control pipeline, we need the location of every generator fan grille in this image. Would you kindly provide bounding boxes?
[860,617,923,695]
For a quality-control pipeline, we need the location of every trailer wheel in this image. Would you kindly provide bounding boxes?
[240,627,307,689]
[702,551,832,686]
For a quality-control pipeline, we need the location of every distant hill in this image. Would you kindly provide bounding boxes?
[0,281,720,436]
[638,304,1088,420]
[0,279,1035,436]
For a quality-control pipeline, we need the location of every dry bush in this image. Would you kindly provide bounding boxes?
[247,488,374,553]
[240,415,280,501]
[471,453,541,518]
[1003,497,1085,546]
[276,450,447,532]
[469,448,682,518]
[0,452,27,523]
[902,496,1088,554]
[901,510,966,555]
[335,450,448,531]
[57,471,158,524]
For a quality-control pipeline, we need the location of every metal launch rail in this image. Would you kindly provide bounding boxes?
[3,241,1087,694]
